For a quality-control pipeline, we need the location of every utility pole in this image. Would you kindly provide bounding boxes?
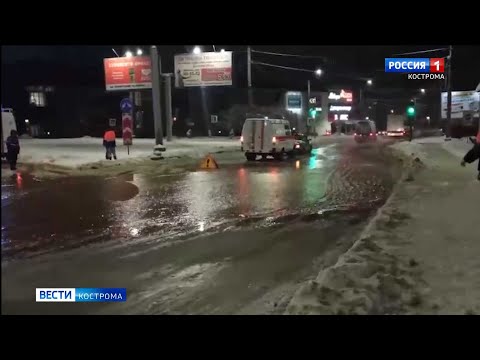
[359,88,363,118]
[445,45,453,140]
[410,97,415,142]
[164,73,173,141]
[307,79,311,134]
[150,45,164,146]
[247,46,252,107]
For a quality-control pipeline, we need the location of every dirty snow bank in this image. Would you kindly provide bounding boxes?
[397,136,473,160]
[16,137,240,168]
[286,147,419,315]
[287,139,480,315]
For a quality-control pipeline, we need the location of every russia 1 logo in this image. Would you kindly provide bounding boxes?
[430,58,444,73]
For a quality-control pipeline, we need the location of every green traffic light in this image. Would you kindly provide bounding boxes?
[407,107,415,116]
[309,108,317,118]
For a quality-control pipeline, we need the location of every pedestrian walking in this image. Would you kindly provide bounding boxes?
[460,129,480,180]
[6,129,20,170]
[103,126,117,160]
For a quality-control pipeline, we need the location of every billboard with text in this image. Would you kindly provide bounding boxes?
[441,91,479,119]
[174,51,232,88]
[104,56,152,91]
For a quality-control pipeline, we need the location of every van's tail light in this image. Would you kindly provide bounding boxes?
[354,133,357,136]
[369,133,373,136]
[240,136,243,142]
[272,136,277,144]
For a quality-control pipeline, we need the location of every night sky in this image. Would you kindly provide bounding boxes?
[2,45,479,91]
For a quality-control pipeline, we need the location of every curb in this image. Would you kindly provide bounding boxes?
[284,145,420,315]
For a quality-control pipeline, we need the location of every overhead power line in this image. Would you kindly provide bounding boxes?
[251,49,327,59]
[252,61,316,73]
[253,60,376,82]
[391,48,448,56]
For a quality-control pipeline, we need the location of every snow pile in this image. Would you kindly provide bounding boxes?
[287,139,480,315]
[442,138,474,159]
[392,137,474,168]
[17,137,240,168]
[285,164,425,315]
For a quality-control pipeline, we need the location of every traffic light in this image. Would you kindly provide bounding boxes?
[406,102,415,142]
[406,102,415,118]
[309,108,317,118]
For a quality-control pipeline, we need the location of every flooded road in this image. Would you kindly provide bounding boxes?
[2,138,401,314]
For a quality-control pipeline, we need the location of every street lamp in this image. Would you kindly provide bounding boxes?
[426,116,430,120]
[420,88,426,94]
[390,109,394,114]
[315,68,322,76]
[193,46,201,54]
[365,116,369,120]
[125,50,133,57]
[136,49,143,56]
[367,79,373,85]
[25,119,29,124]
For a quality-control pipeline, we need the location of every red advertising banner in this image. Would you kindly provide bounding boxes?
[122,113,133,146]
[104,56,152,91]
[201,68,232,82]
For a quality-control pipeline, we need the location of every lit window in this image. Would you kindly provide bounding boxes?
[29,92,46,107]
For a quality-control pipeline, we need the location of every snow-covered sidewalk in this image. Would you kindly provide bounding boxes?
[286,138,480,315]
[14,136,241,168]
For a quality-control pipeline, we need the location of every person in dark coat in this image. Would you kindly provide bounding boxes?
[6,129,20,170]
[461,129,480,180]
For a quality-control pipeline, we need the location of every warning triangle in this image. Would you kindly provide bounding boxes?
[199,154,219,169]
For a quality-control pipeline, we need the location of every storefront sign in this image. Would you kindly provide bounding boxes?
[286,92,303,114]
[333,114,350,121]
[330,105,352,112]
[328,90,353,102]
[287,92,302,109]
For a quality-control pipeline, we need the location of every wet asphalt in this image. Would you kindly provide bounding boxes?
[1,137,401,314]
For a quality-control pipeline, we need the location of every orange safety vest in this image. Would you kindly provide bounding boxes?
[104,130,116,142]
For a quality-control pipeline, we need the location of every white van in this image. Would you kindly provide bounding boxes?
[1,108,18,158]
[241,118,295,161]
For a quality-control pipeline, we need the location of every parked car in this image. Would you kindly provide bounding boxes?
[293,133,313,155]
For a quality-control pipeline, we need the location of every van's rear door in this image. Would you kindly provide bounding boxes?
[253,120,265,152]
[244,119,265,152]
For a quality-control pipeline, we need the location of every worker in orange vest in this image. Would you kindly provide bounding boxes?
[461,128,480,180]
[103,126,117,160]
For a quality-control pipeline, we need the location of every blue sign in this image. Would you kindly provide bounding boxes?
[120,98,133,113]
[384,58,430,73]
[287,93,302,109]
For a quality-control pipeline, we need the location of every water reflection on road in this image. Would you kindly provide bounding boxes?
[1,142,396,260]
